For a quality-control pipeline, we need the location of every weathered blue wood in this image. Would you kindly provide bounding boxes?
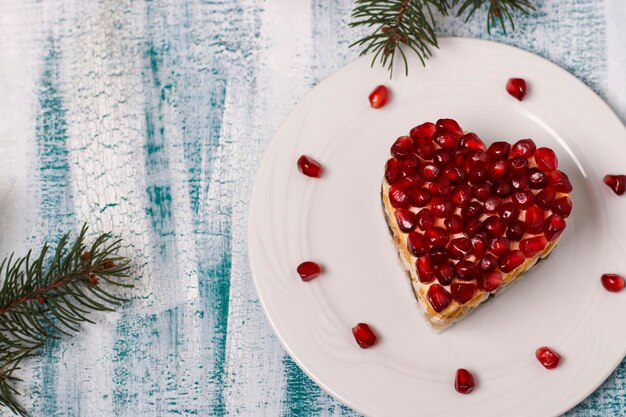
[0,0,623,416]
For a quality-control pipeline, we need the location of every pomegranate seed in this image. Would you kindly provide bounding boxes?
[548,170,573,193]
[466,149,490,169]
[524,207,545,234]
[415,138,436,160]
[601,273,625,292]
[520,236,548,257]
[492,180,512,198]
[489,160,509,180]
[528,168,549,189]
[479,253,498,272]
[352,323,378,349]
[454,369,476,394]
[429,178,452,196]
[477,270,504,292]
[401,155,421,175]
[425,227,449,246]
[410,122,436,141]
[390,136,413,159]
[552,196,572,217]
[453,148,468,166]
[511,138,536,158]
[395,208,417,232]
[603,174,626,195]
[506,78,527,101]
[499,202,519,223]
[436,262,455,286]
[455,260,479,281]
[448,237,473,260]
[368,85,389,109]
[471,233,488,257]
[489,237,510,256]
[389,183,410,208]
[535,147,558,172]
[509,158,529,175]
[462,201,484,219]
[468,165,489,185]
[416,256,436,283]
[431,197,454,218]
[535,187,556,210]
[402,174,424,188]
[484,196,503,213]
[297,261,322,281]
[451,282,477,304]
[484,216,506,237]
[465,217,484,236]
[427,284,453,313]
[487,142,511,160]
[416,209,435,231]
[444,215,464,234]
[436,118,463,138]
[429,246,449,265]
[434,129,460,150]
[459,133,486,150]
[544,214,566,240]
[472,183,492,201]
[535,347,561,369]
[410,188,432,207]
[499,250,526,272]
[385,158,402,184]
[434,149,452,168]
[451,185,472,207]
[444,165,466,185]
[297,155,323,178]
[407,231,429,257]
[420,163,441,181]
[512,190,535,209]
[510,173,529,191]
[506,220,526,241]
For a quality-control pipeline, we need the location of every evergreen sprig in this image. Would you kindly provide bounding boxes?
[0,225,131,416]
[350,0,535,76]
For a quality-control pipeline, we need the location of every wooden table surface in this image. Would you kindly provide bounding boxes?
[0,0,624,415]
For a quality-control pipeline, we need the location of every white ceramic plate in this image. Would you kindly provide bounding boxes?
[248,38,626,417]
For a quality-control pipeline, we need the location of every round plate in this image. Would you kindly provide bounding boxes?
[248,38,626,417]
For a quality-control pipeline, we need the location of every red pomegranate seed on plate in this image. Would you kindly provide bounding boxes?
[489,237,510,256]
[434,129,460,150]
[603,174,626,195]
[388,183,410,209]
[410,187,432,207]
[454,368,476,394]
[472,183,492,201]
[431,197,454,218]
[528,167,549,189]
[394,208,417,232]
[436,118,463,138]
[297,155,323,178]
[407,231,429,257]
[487,141,511,160]
[510,173,529,191]
[416,209,435,231]
[468,165,489,185]
[429,178,452,196]
[506,78,527,101]
[416,257,436,283]
[368,85,389,109]
[455,260,479,280]
[390,136,413,159]
[451,184,472,207]
[465,217,484,236]
[471,232,489,257]
[444,215,464,234]
[601,274,625,292]
[484,216,506,237]
[429,246,449,265]
[477,270,504,292]
[448,237,473,260]
[297,261,322,281]
[385,158,402,184]
[453,148,468,166]
[427,284,453,313]
[506,220,526,241]
[535,347,561,369]
[461,201,484,219]
[415,138,436,160]
[524,207,546,234]
[489,160,509,180]
[478,253,498,272]
[551,196,573,217]
[425,227,449,246]
[535,187,557,210]
[519,236,548,257]
[436,262,455,286]
[484,196,503,213]
[352,323,378,348]
[492,179,512,197]
[535,147,558,172]
[499,250,526,273]
[434,149,453,168]
[509,158,529,175]
[459,132,486,150]
[466,149,490,166]
[511,138,536,158]
[544,214,566,240]
[548,170,573,192]
[451,282,477,304]
[512,190,535,209]
[499,202,519,224]
[444,165,466,184]
[420,163,441,181]
[401,155,421,175]
[410,122,436,141]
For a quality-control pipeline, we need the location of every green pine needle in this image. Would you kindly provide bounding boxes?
[0,225,132,416]
[454,0,535,33]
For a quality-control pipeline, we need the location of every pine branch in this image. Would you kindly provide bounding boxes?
[453,0,534,33]
[350,0,451,76]
[0,225,132,416]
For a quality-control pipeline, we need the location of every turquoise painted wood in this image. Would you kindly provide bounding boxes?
[0,0,624,415]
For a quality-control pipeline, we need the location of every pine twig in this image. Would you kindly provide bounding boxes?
[0,225,132,416]
[453,0,535,33]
